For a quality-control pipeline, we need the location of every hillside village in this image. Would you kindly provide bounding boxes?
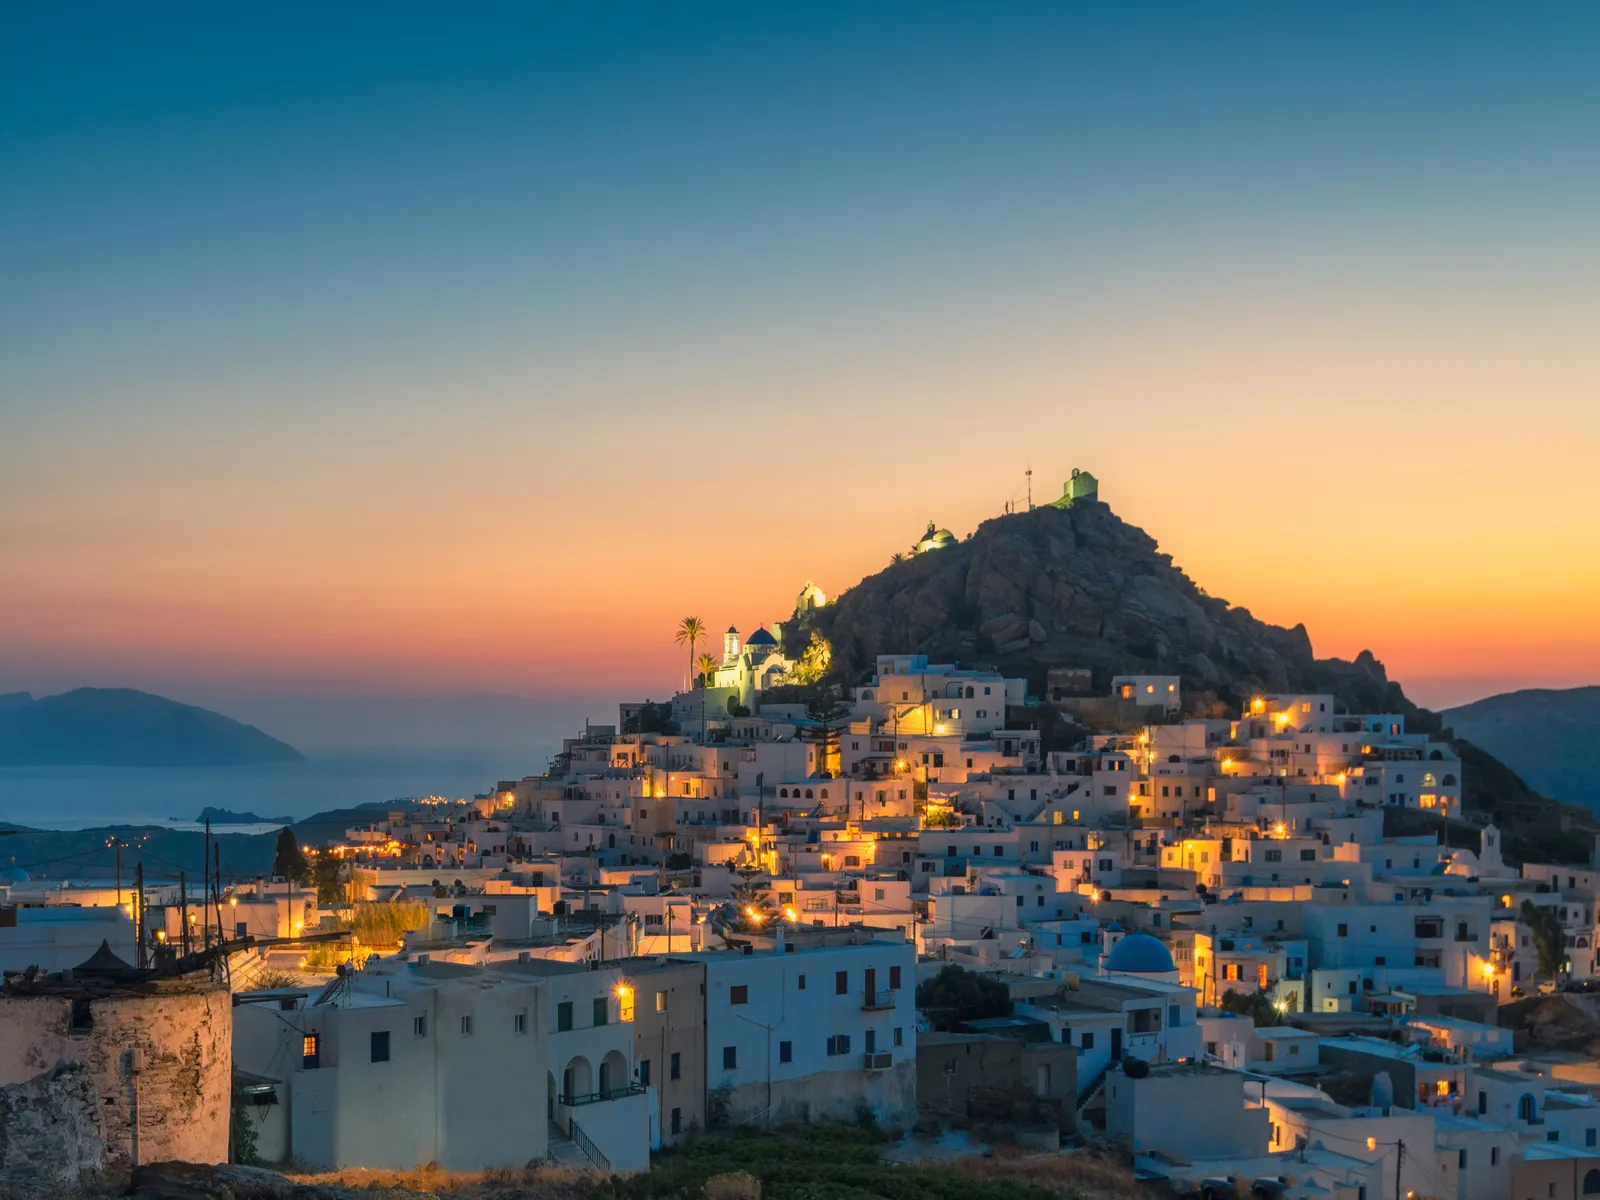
[6,477,1600,1200]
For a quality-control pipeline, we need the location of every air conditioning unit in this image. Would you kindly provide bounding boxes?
[863,1052,893,1070]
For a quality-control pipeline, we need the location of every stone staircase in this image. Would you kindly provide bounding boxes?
[546,1121,591,1170]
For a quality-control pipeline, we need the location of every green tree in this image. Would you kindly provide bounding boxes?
[675,616,706,690]
[310,854,345,906]
[1219,988,1285,1026]
[915,964,1013,1031]
[1521,900,1567,978]
[271,828,308,883]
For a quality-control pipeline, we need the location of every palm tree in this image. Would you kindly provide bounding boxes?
[694,651,719,741]
[694,651,718,687]
[674,617,706,691]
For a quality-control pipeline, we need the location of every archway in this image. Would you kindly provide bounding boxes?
[600,1049,629,1097]
[562,1055,594,1103]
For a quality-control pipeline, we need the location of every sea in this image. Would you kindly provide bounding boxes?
[0,750,545,832]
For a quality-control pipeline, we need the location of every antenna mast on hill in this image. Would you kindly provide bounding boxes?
[1026,465,1033,512]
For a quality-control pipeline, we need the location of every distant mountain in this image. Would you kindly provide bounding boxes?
[0,688,303,768]
[1445,687,1600,810]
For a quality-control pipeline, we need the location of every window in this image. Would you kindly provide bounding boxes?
[798,974,806,991]
[670,1052,680,1080]
[1337,924,1349,937]
[69,999,93,1032]
[730,985,748,1005]
[779,1040,792,1063]
[593,997,609,1026]
[656,990,669,1013]
[370,1031,390,1063]
[639,1059,651,1087]
[413,1014,427,1038]
[1457,1149,1467,1169]
[723,1046,737,1070]
[894,1027,904,1047]
[514,1010,527,1035]
[836,971,848,995]
[557,1001,573,1032]
[826,1034,852,1056]
[1490,1147,1499,1166]
[302,1034,321,1069]
[460,1015,473,1037]
[1584,1169,1600,1195]
[671,1107,681,1135]
[1080,1032,1094,1050]
[1300,849,1316,861]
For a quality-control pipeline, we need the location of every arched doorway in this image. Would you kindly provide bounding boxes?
[600,1049,629,1098]
[562,1055,593,1104]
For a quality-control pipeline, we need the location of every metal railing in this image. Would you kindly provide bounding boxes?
[568,1117,610,1172]
[861,988,896,1010]
[561,1083,647,1106]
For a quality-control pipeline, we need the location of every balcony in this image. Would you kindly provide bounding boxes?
[863,1052,893,1070]
[560,1083,647,1107]
[862,989,897,1012]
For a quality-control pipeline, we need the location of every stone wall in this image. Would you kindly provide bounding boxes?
[0,979,232,1167]
[0,1062,103,1186]
[723,1060,916,1130]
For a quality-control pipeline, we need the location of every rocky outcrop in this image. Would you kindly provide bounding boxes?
[126,1161,361,1199]
[0,1063,102,1186]
[800,500,1413,716]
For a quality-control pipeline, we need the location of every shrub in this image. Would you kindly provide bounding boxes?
[704,1171,762,1200]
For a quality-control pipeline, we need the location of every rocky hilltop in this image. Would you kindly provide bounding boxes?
[800,498,1417,719]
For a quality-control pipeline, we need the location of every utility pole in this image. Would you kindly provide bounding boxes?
[107,837,127,907]
[179,872,190,956]
[133,861,146,969]
[214,843,225,942]
[1395,1138,1404,1200]
[202,818,211,949]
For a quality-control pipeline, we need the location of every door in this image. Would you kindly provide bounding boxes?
[864,968,876,1001]
[1111,1028,1123,1061]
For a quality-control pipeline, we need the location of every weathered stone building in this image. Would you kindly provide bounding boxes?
[0,949,231,1173]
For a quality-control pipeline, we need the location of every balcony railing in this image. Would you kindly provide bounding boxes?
[568,1117,610,1172]
[862,989,897,1011]
[561,1083,647,1107]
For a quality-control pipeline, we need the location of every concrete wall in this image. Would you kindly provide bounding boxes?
[704,942,918,1128]
[0,981,231,1167]
[233,973,547,1172]
[1105,1066,1269,1160]
[0,907,137,973]
[630,960,706,1146]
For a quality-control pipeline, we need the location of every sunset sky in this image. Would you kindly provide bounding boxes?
[3,3,1598,721]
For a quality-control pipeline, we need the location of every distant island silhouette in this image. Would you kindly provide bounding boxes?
[187,806,292,825]
[0,688,303,768]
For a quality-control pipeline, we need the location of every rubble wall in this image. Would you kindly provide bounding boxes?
[0,1063,103,1185]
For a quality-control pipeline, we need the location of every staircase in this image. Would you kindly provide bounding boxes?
[1075,1062,1115,1131]
[546,1121,592,1170]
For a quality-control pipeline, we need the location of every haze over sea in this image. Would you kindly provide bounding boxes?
[0,751,552,832]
